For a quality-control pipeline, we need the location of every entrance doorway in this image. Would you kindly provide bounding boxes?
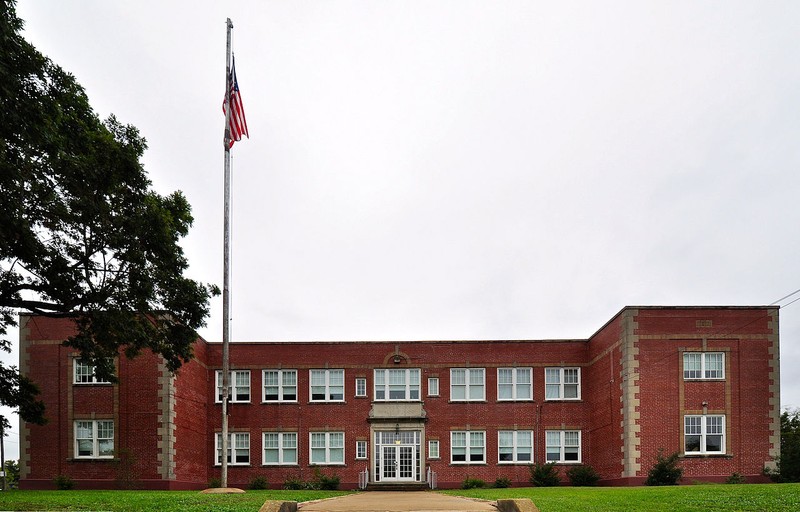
[374,430,421,482]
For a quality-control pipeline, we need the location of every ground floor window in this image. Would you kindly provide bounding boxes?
[451,430,485,463]
[428,439,440,459]
[263,432,297,465]
[498,430,532,463]
[216,432,250,465]
[356,440,368,459]
[545,430,581,463]
[310,432,345,464]
[75,420,114,458]
[684,415,725,454]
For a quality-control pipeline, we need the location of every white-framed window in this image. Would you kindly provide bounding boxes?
[374,369,420,401]
[545,430,581,463]
[428,377,439,397]
[498,430,533,463]
[428,439,440,459]
[310,432,345,465]
[216,432,250,465]
[216,370,251,403]
[355,378,367,397]
[73,360,112,384]
[74,420,114,458]
[450,368,485,401]
[310,369,345,402]
[545,367,580,400]
[685,415,725,454]
[683,352,725,380]
[451,431,485,463]
[262,369,297,402]
[356,440,368,459]
[263,432,297,465]
[498,368,532,401]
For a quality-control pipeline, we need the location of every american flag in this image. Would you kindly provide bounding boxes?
[223,57,248,148]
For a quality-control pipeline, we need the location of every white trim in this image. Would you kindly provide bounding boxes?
[74,419,114,458]
[428,377,439,397]
[216,432,250,466]
[216,370,251,403]
[262,369,298,402]
[498,430,533,463]
[355,377,367,397]
[497,368,533,401]
[374,368,421,401]
[310,431,345,465]
[309,369,345,402]
[545,430,582,463]
[450,430,486,464]
[683,352,725,380]
[73,359,112,384]
[427,439,440,459]
[262,431,298,465]
[544,367,581,400]
[450,368,485,401]
[355,439,368,459]
[684,415,726,455]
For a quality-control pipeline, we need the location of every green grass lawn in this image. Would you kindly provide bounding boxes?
[0,484,798,511]
[445,483,800,512]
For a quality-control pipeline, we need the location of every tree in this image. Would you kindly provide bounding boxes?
[0,0,218,425]
[777,409,800,482]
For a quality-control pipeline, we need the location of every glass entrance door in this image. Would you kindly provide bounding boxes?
[375,430,421,482]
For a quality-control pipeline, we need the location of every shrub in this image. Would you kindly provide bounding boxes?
[645,449,683,486]
[530,462,561,487]
[493,476,512,488]
[282,477,306,490]
[312,467,340,490]
[248,475,269,490]
[207,477,222,489]
[567,464,600,486]
[726,472,746,484]
[461,477,486,489]
[53,474,75,490]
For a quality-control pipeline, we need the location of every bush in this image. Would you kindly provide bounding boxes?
[645,449,683,486]
[726,472,746,484]
[461,477,486,489]
[248,475,269,490]
[566,464,600,486]
[282,477,307,490]
[530,462,561,487]
[207,477,222,489]
[493,476,512,488]
[53,474,75,490]
[312,467,340,490]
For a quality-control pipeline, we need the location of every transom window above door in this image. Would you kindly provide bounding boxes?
[374,369,420,401]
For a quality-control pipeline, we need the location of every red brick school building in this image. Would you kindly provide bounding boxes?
[18,306,780,489]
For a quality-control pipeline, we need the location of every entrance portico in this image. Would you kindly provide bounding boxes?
[368,402,427,485]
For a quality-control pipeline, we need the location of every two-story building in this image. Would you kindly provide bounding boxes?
[18,306,780,489]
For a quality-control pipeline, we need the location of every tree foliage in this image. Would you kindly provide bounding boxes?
[777,409,800,482]
[0,0,218,424]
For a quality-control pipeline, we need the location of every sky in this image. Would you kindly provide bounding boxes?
[3,0,799,461]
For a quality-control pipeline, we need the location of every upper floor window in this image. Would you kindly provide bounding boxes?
[263,432,297,465]
[310,369,344,402]
[451,430,485,463]
[75,420,114,458]
[451,368,485,401]
[545,367,580,400]
[546,430,581,463]
[374,369,420,401]
[355,378,367,397]
[498,430,532,463]
[216,432,250,465]
[263,369,297,402]
[310,432,345,464]
[74,359,112,384]
[683,352,724,380]
[685,415,725,455]
[216,370,251,403]
[428,377,440,397]
[498,368,532,401]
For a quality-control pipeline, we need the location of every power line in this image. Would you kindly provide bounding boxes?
[771,287,800,306]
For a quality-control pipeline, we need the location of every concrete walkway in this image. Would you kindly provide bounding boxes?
[298,491,498,512]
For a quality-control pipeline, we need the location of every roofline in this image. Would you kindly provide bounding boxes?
[587,304,779,341]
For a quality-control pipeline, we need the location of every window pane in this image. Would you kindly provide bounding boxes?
[469,369,484,385]
[564,447,579,461]
[546,384,560,399]
[545,368,560,384]
[685,435,701,452]
[283,371,297,386]
[564,384,579,399]
[451,369,466,385]
[499,383,513,400]
[563,368,579,384]
[311,448,326,463]
[684,353,701,379]
[264,433,278,448]
[428,378,439,396]
[264,448,279,463]
[498,369,513,385]
[78,439,94,457]
[330,448,344,463]
[264,371,278,386]
[284,448,297,464]
[469,383,484,400]
[706,434,723,452]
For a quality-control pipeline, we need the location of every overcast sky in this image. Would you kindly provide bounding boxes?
[4,1,799,460]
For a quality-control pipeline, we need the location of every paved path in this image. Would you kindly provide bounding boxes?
[298,491,497,512]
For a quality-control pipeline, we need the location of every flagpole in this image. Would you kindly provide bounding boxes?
[221,16,233,489]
